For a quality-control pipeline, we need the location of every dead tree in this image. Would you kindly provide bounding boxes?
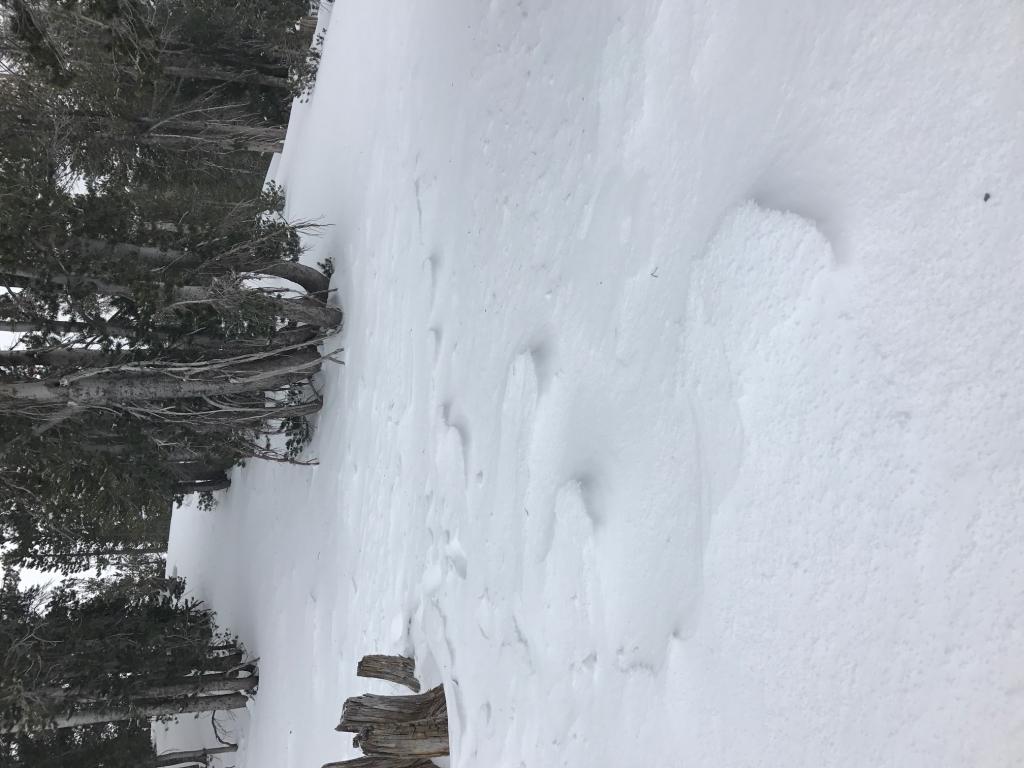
[330,655,448,765]
[321,758,436,768]
[357,655,420,693]
[1,692,251,732]
[336,686,446,732]
[154,745,237,768]
[354,718,449,759]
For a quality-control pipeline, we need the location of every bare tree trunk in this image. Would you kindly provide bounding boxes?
[75,238,331,296]
[2,692,251,733]
[7,267,340,328]
[299,16,318,36]
[135,118,287,154]
[41,676,256,706]
[40,545,168,560]
[0,346,322,405]
[168,284,340,328]
[255,261,331,296]
[357,655,421,692]
[4,267,341,328]
[154,745,237,768]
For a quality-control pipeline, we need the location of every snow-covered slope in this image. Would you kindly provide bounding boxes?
[167,2,1024,766]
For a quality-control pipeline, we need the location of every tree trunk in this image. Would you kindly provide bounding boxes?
[72,238,199,270]
[357,655,421,693]
[0,346,322,405]
[75,237,331,295]
[0,347,116,369]
[155,745,237,768]
[206,650,245,672]
[168,284,342,329]
[4,268,342,329]
[354,717,449,759]
[41,676,256,706]
[0,318,203,347]
[176,476,231,494]
[336,686,446,733]
[322,759,436,768]
[3,692,251,733]
[40,545,168,560]
[135,118,287,155]
[163,64,290,90]
[169,462,233,483]
[299,16,318,36]
[255,261,331,296]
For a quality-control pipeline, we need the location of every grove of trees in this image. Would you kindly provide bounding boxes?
[0,0,332,764]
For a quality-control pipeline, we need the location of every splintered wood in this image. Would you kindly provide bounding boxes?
[357,654,421,692]
[323,655,448,768]
[321,758,435,768]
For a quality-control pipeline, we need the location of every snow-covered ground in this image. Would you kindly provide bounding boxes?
[166,2,1024,766]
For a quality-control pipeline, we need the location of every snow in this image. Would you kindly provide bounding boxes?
[165,1,1024,767]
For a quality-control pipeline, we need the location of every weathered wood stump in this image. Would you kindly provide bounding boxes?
[321,758,436,768]
[330,657,448,766]
[336,685,446,732]
[354,717,449,759]
[357,655,421,692]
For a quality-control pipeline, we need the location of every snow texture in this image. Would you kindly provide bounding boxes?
[166,2,1024,766]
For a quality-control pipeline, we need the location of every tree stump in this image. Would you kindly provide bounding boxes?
[329,658,449,765]
[321,759,436,768]
[357,655,421,692]
[354,717,449,759]
[336,685,446,733]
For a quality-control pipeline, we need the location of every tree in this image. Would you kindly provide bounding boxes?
[0,570,253,733]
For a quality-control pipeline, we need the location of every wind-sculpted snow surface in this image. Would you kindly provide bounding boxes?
[166,2,1024,766]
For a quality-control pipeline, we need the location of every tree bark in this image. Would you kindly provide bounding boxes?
[2,692,251,733]
[0,346,322,406]
[135,118,287,154]
[13,268,340,328]
[254,261,331,296]
[72,238,200,270]
[169,462,233,483]
[322,759,436,768]
[0,347,116,369]
[354,717,449,759]
[357,655,421,693]
[336,686,446,733]
[154,745,237,768]
[75,238,331,295]
[40,676,256,706]
[163,64,290,90]
[4,267,341,328]
[40,545,168,560]
[176,476,231,494]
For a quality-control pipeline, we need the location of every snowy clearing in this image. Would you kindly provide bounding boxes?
[167,2,1024,766]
